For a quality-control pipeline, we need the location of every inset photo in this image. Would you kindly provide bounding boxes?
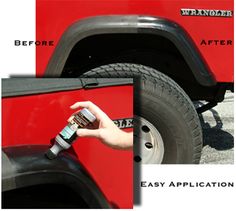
[2,78,133,209]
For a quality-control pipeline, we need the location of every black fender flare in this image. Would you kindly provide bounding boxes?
[2,145,111,208]
[44,15,216,86]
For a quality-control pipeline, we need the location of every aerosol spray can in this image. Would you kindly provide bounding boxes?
[45,108,96,159]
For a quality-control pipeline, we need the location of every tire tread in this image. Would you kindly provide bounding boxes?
[83,63,202,163]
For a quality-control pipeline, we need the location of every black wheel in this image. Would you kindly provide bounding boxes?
[82,63,202,164]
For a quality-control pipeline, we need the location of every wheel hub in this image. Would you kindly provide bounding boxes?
[134,116,164,164]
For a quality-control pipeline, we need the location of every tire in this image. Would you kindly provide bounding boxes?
[82,63,202,164]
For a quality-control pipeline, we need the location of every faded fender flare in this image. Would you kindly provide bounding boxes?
[44,15,216,87]
[2,145,111,209]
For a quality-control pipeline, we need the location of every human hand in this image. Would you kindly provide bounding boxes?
[70,101,133,150]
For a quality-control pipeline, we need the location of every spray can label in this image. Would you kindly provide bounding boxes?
[58,111,92,144]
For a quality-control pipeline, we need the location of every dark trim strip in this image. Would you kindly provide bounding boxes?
[44,15,216,86]
[2,78,133,97]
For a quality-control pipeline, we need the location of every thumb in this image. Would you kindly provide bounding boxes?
[76,128,100,138]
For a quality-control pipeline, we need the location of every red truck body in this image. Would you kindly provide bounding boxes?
[5,0,231,208]
[2,83,133,208]
[36,0,233,82]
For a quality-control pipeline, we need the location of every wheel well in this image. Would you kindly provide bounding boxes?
[2,183,89,208]
[63,33,193,80]
[2,145,111,208]
[62,33,219,101]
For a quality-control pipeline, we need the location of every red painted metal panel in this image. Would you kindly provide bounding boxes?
[36,0,233,82]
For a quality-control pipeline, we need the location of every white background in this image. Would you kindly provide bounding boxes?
[135,165,236,210]
[0,0,235,210]
[0,0,35,77]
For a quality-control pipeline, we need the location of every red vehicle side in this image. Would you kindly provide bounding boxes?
[35,0,233,165]
[36,0,233,83]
